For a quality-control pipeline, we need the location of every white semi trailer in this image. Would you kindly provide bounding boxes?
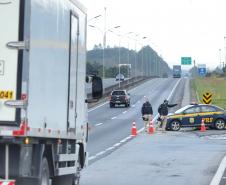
[0,0,102,185]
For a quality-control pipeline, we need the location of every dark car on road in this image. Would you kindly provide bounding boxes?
[109,90,130,108]
[166,103,226,131]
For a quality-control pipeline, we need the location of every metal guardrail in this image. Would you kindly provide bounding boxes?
[87,76,152,99]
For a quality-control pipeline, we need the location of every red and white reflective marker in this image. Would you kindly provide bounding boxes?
[0,180,15,185]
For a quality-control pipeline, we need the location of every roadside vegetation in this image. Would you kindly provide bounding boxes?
[191,77,226,109]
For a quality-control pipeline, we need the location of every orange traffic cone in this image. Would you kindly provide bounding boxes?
[200,119,206,132]
[131,121,137,136]
[148,120,155,134]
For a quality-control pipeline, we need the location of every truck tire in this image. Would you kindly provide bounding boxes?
[39,157,50,185]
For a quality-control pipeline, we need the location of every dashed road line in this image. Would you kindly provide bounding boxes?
[88,78,181,163]
[123,111,127,114]
[126,136,132,140]
[113,143,121,147]
[95,123,104,127]
[88,102,108,112]
[96,151,105,156]
[120,138,128,143]
[88,156,96,161]
[105,147,115,151]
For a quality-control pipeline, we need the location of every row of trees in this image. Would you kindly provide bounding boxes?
[87,45,172,78]
[87,61,130,78]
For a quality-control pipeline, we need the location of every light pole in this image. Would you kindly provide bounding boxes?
[142,37,147,77]
[126,32,133,83]
[132,34,140,79]
[219,49,222,69]
[88,24,120,92]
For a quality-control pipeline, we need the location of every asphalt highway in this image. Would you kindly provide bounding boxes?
[87,78,184,161]
[81,78,226,185]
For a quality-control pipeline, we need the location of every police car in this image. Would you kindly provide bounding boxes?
[166,103,226,131]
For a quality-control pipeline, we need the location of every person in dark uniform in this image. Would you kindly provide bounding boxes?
[141,97,153,132]
[157,99,177,132]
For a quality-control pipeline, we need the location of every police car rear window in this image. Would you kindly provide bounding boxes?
[201,106,216,112]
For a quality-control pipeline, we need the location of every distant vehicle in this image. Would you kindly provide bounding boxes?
[116,74,125,81]
[166,103,226,131]
[173,65,182,78]
[109,90,130,107]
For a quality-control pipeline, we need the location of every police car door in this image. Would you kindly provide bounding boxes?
[199,105,216,126]
[183,106,201,126]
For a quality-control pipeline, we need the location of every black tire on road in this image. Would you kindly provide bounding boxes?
[127,101,130,107]
[39,157,50,185]
[170,120,181,131]
[110,103,114,108]
[214,119,226,130]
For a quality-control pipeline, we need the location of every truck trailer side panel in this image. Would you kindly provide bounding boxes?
[0,0,23,123]
[27,0,87,135]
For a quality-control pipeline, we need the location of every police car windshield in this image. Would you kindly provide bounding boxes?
[175,105,193,114]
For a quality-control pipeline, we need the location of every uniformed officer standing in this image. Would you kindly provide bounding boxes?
[157,99,177,132]
[141,97,153,132]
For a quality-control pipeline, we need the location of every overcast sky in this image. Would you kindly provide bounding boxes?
[82,0,226,69]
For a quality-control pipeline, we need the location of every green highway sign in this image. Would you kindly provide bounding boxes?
[181,57,192,65]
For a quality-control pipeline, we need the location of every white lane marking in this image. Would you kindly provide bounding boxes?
[88,79,181,162]
[105,147,115,151]
[132,105,135,107]
[88,101,108,112]
[96,151,105,156]
[123,111,127,114]
[95,123,103,127]
[210,156,226,185]
[138,100,141,103]
[88,156,96,160]
[113,143,121,147]
[111,116,117,120]
[120,138,128,143]
[167,79,181,101]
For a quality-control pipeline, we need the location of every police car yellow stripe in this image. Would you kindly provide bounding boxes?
[168,111,224,119]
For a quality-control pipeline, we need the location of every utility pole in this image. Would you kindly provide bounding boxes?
[102,7,106,92]
[219,49,222,69]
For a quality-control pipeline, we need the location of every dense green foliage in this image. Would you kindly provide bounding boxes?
[86,46,171,78]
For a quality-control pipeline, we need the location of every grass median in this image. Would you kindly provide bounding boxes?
[191,77,226,109]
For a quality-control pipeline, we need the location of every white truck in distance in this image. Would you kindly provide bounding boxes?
[0,1,102,185]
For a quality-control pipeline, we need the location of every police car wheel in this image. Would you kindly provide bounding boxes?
[214,119,226,130]
[170,120,181,131]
